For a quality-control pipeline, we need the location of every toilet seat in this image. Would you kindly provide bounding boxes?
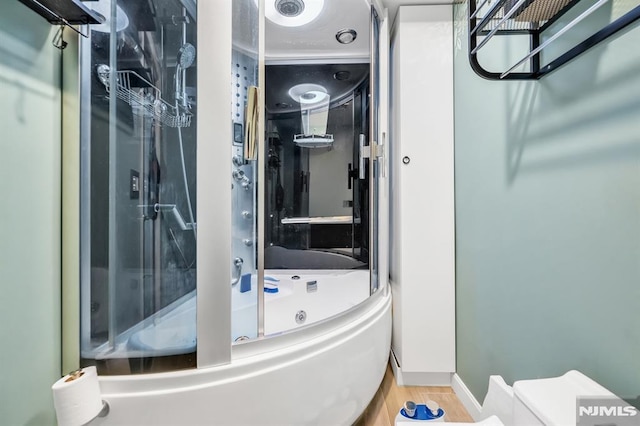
[513,370,617,425]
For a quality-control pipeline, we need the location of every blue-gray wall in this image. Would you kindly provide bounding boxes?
[454,1,640,403]
[0,2,62,424]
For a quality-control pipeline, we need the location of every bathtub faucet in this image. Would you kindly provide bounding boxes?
[231,257,243,286]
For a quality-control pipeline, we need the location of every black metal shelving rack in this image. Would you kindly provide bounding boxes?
[469,0,640,80]
[18,0,103,38]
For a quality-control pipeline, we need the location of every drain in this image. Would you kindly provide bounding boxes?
[234,336,250,342]
[295,310,307,324]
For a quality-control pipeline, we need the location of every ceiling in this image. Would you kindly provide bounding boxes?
[255,0,457,114]
[255,0,458,62]
[264,0,371,62]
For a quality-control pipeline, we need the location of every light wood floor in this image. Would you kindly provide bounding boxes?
[355,365,474,425]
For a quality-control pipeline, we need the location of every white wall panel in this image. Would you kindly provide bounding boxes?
[390,5,455,385]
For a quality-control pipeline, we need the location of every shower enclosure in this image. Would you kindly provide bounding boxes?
[76,0,390,423]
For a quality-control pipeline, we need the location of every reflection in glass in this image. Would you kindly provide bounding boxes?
[80,0,198,374]
[265,64,370,270]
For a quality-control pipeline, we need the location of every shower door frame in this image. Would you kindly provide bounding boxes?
[252,1,390,339]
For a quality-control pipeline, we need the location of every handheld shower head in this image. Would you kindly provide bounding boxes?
[175,43,196,106]
[177,43,196,70]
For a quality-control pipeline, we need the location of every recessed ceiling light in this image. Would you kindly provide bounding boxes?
[260,0,324,27]
[333,71,351,81]
[336,29,357,44]
[276,0,305,17]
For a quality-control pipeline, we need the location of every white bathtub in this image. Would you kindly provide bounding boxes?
[122,270,371,356]
[91,273,391,425]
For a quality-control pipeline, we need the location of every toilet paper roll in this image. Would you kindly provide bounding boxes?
[52,366,103,426]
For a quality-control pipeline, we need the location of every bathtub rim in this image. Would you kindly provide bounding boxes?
[233,284,388,360]
[96,286,390,394]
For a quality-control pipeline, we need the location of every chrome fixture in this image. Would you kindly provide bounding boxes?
[243,239,253,247]
[232,155,244,167]
[276,0,305,17]
[175,43,196,108]
[233,169,252,190]
[295,310,307,324]
[153,204,195,231]
[306,280,318,293]
[335,29,357,44]
[242,211,252,220]
[231,257,244,286]
[96,64,110,86]
[177,43,196,69]
[232,169,245,181]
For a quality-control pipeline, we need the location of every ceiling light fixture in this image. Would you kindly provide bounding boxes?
[261,0,324,27]
[288,83,329,105]
[276,0,305,17]
[335,29,357,44]
[333,71,351,81]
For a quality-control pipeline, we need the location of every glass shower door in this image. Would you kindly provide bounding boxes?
[259,0,383,336]
[80,0,198,374]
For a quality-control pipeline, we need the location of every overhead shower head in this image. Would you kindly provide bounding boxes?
[177,43,196,70]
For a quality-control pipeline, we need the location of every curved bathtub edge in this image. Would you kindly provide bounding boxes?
[93,289,392,426]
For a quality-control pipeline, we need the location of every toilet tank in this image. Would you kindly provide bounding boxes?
[512,370,618,425]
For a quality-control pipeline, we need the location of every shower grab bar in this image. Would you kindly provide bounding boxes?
[359,134,369,180]
[138,204,195,231]
[281,216,360,225]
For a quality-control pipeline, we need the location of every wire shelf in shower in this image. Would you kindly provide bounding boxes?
[103,69,192,128]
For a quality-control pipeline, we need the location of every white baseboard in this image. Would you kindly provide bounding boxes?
[389,350,453,386]
[452,373,483,421]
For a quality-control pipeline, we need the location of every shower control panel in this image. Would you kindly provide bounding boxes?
[130,169,140,199]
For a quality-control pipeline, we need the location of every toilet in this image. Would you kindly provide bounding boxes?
[397,370,634,426]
